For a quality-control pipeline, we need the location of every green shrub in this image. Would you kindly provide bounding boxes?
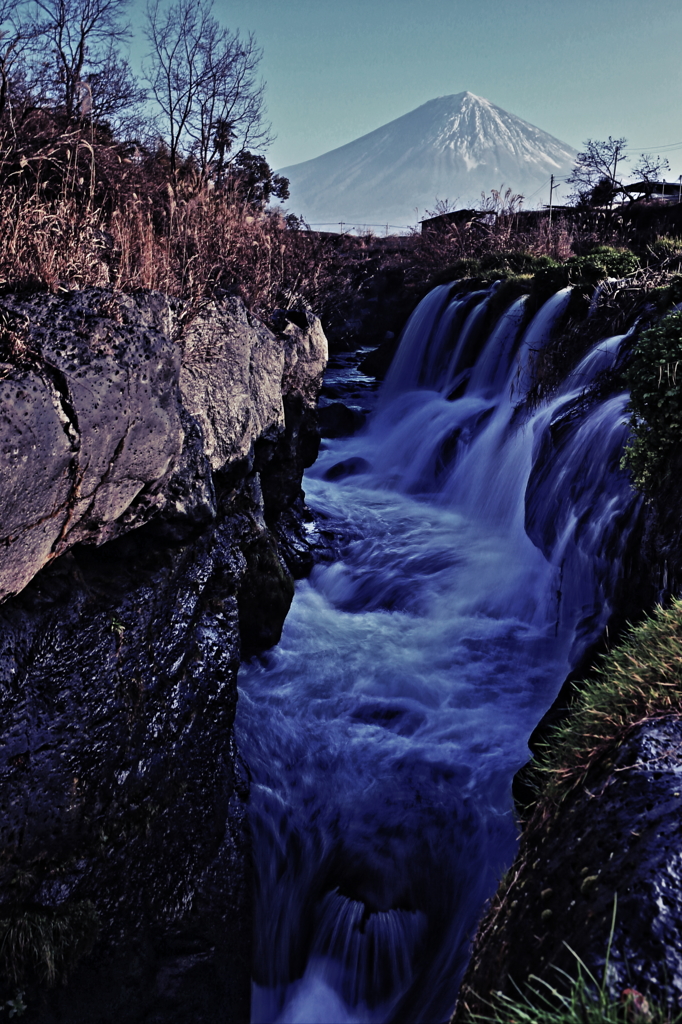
[576,246,640,278]
[621,311,682,494]
[657,274,682,309]
[648,236,682,268]
[532,247,640,298]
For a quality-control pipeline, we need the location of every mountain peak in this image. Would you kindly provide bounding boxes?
[279,96,577,229]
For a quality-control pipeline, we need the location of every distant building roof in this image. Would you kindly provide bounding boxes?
[420,209,489,234]
[623,180,682,200]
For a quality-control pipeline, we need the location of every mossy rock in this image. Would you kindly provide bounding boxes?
[622,310,682,496]
[429,259,482,286]
[479,251,558,276]
[430,253,561,290]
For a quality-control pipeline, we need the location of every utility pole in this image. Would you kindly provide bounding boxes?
[610,148,620,211]
[678,175,682,204]
[548,174,555,231]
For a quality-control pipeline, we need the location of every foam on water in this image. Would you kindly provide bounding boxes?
[237,283,641,1023]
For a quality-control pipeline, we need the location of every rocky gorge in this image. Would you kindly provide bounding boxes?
[2,266,682,1024]
[0,287,327,1022]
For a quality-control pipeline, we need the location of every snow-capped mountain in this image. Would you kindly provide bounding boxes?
[278,92,577,229]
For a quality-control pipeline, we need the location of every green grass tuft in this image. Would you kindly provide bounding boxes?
[464,902,681,1023]
[621,311,682,496]
[0,901,100,989]
[525,599,682,808]
[467,969,679,1023]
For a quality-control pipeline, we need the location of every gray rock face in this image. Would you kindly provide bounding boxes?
[0,288,327,1023]
[179,299,326,471]
[0,291,327,603]
[453,717,682,1020]
[0,291,184,601]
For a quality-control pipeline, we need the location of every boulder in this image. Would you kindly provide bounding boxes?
[318,402,367,438]
[0,290,183,601]
[0,290,327,603]
[453,717,682,1020]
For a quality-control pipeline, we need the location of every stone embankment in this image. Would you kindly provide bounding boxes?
[0,288,327,1023]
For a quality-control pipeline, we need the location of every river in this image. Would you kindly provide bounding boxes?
[236,281,641,1023]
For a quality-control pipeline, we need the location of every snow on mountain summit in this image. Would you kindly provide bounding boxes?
[278,92,577,228]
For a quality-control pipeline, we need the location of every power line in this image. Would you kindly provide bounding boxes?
[625,141,682,153]
[306,221,413,228]
[524,176,552,201]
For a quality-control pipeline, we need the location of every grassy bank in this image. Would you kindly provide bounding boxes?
[453,600,682,1024]
[526,599,682,809]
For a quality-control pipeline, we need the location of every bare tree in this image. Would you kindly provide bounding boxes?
[567,137,629,207]
[0,0,33,123]
[27,0,135,121]
[568,137,671,207]
[424,198,461,217]
[85,42,147,139]
[144,0,271,184]
[627,152,671,201]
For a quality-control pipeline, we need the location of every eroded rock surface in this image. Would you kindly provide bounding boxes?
[453,717,682,1020]
[0,288,327,1023]
[0,291,184,600]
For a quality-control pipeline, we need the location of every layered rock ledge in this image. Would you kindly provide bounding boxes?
[0,288,327,1023]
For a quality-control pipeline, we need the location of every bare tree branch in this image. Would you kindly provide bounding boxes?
[86,43,147,139]
[568,137,672,208]
[27,0,132,120]
[144,0,271,184]
[567,137,629,207]
[629,152,671,200]
[0,1,34,125]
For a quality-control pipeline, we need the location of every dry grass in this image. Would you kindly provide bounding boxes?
[0,115,357,315]
[0,177,325,306]
[1,118,679,334]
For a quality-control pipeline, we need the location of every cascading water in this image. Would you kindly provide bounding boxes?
[236,281,642,1024]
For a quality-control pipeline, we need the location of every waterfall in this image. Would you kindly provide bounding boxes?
[236,281,642,1024]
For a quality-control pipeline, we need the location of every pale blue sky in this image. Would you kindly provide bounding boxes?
[130,0,682,177]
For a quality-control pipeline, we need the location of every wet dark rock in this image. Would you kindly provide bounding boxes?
[324,457,371,481]
[453,717,682,1020]
[359,333,400,379]
[269,495,337,580]
[0,288,327,1023]
[237,529,295,658]
[318,402,367,438]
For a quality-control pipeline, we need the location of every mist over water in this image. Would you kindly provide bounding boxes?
[236,282,641,1023]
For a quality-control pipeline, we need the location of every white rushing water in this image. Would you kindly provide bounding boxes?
[236,282,642,1024]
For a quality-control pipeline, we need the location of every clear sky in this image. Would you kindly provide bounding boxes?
[130,0,682,178]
